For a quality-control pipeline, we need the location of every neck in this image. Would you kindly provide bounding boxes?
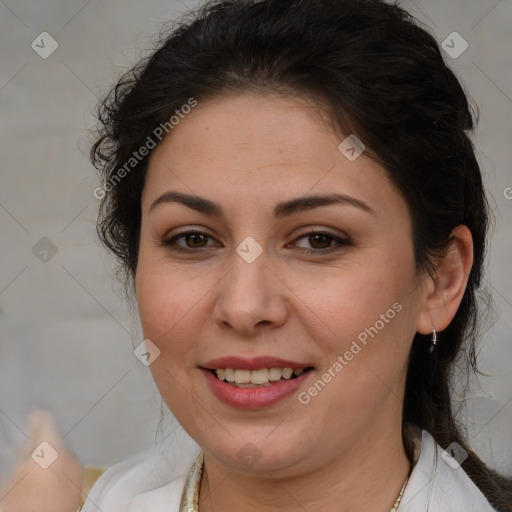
[198,421,411,512]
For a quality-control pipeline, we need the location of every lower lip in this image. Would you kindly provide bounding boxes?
[201,369,312,409]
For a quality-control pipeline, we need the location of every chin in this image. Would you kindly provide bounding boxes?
[203,433,309,475]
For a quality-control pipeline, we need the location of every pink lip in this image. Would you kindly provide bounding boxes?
[202,356,311,371]
[201,367,313,409]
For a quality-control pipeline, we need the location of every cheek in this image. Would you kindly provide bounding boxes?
[293,254,417,408]
[135,264,201,413]
[135,259,195,351]
[294,259,411,347]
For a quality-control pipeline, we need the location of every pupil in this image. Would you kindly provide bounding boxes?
[310,234,330,249]
[187,233,207,247]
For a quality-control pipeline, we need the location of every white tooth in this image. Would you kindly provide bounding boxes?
[293,368,304,377]
[216,369,225,380]
[234,369,251,384]
[281,368,293,379]
[224,368,235,382]
[268,367,282,381]
[250,368,269,384]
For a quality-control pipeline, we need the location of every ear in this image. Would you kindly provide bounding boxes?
[416,225,474,335]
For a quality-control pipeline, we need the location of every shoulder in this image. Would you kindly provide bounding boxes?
[81,436,200,512]
[78,466,108,510]
[399,428,498,512]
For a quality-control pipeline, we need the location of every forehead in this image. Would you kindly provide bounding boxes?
[142,92,405,224]
[151,92,337,165]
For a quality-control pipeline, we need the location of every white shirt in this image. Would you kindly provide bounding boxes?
[82,429,497,512]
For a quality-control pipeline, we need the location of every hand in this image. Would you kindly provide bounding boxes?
[0,409,83,512]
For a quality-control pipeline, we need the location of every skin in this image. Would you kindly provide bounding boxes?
[0,410,83,512]
[135,92,473,512]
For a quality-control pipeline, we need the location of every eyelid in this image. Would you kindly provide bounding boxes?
[292,226,349,240]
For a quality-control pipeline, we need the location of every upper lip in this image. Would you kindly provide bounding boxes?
[201,356,312,371]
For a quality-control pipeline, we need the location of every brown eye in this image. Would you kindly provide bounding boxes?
[183,233,209,248]
[162,231,216,251]
[308,233,333,249]
[292,230,352,254]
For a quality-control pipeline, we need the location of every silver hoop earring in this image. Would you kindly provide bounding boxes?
[429,325,437,353]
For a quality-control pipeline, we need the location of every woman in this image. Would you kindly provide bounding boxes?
[79,0,510,510]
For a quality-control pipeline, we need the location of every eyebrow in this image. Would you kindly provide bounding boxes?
[149,190,375,218]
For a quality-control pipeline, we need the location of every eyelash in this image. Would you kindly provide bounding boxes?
[161,229,352,255]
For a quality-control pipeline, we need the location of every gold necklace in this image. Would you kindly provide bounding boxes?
[390,475,409,512]
[180,452,410,512]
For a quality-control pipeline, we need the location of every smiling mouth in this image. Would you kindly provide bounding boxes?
[210,367,314,387]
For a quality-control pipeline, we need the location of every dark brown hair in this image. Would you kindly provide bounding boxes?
[90,0,511,508]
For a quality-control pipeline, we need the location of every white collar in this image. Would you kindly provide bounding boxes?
[83,428,496,512]
[398,429,496,511]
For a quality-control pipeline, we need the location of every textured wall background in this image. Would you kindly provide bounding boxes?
[0,0,511,481]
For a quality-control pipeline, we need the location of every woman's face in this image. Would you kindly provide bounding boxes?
[135,92,429,476]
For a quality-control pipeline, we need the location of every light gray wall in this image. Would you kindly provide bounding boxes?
[0,0,511,478]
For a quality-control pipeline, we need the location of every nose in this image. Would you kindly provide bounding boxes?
[212,247,289,337]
